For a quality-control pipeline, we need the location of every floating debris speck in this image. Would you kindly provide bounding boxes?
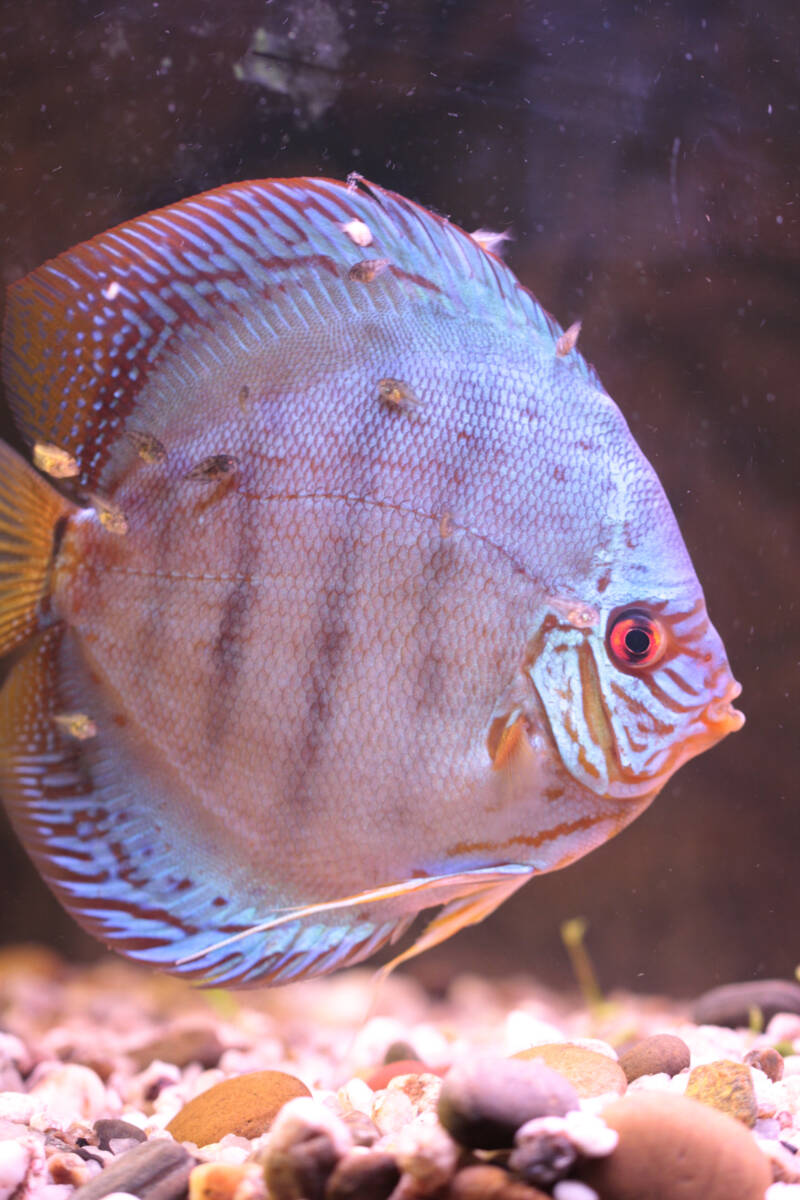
[342,218,373,247]
[348,259,389,283]
[103,281,121,301]
[556,321,582,357]
[439,512,454,539]
[185,454,239,482]
[377,378,421,411]
[33,443,79,479]
[126,430,167,464]
[238,385,250,413]
[53,712,98,740]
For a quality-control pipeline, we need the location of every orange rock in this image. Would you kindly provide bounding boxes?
[513,1043,627,1098]
[166,1070,310,1146]
[685,1059,758,1126]
[577,1092,772,1200]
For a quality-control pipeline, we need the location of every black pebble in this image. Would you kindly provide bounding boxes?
[692,979,800,1028]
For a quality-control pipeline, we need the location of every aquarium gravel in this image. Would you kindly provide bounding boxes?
[0,949,799,1200]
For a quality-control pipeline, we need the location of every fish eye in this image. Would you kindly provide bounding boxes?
[607,609,665,669]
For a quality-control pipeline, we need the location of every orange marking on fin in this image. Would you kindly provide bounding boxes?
[446,813,606,858]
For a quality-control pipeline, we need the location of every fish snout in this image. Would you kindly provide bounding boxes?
[704,675,745,735]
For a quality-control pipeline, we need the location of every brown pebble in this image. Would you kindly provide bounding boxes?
[744,1045,784,1081]
[366,1059,432,1090]
[618,1034,690,1082]
[438,1055,578,1150]
[266,1131,338,1200]
[324,1150,400,1200]
[189,1161,252,1200]
[577,1092,771,1200]
[129,1027,225,1072]
[383,1040,418,1064]
[94,1118,147,1151]
[167,1070,310,1146]
[685,1059,758,1126]
[447,1163,550,1200]
[514,1043,627,1098]
[692,979,800,1028]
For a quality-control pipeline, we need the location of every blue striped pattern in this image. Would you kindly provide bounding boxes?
[2,176,604,492]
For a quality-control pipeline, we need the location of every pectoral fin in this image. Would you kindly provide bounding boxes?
[377,868,533,978]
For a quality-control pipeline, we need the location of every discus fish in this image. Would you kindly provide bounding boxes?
[0,177,743,987]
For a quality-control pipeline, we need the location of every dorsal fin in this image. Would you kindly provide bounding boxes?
[2,176,605,492]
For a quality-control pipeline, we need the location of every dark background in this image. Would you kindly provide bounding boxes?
[0,0,797,998]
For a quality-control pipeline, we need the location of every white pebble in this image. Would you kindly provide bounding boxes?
[766,1015,800,1045]
[563,1110,618,1156]
[381,1116,459,1192]
[0,1093,36,1124]
[29,1064,107,1125]
[0,1140,30,1200]
[766,1186,800,1199]
[386,1071,442,1117]
[553,1181,600,1200]
[504,1009,566,1054]
[337,1076,374,1116]
[371,1087,414,1135]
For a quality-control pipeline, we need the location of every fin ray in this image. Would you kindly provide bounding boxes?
[0,443,74,656]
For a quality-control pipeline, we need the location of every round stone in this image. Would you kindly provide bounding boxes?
[437,1055,579,1150]
[577,1092,772,1199]
[618,1034,691,1083]
[691,979,800,1028]
[743,1045,784,1081]
[514,1044,627,1098]
[325,1150,400,1200]
[166,1070,310,1146]
[684,1060,758,1126]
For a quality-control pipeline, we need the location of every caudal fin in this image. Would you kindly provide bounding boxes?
[0,442,75,656]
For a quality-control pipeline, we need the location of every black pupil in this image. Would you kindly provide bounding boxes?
[624,626,652,658]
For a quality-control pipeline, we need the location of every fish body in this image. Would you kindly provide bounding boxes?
[0,177,743,986]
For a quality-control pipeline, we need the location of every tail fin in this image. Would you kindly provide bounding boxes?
[0,442,75,656]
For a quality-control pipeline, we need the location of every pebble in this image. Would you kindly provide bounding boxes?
[514,1044,627,1099]
[341,1111,381,1147]
[618,1034,690,1083]
[324,1149,400,1200]
[94,1119,148,1152]
[508,1123,576,1187]
[166,1071,311,1146]
[188,1161,256,1200]
[376,1121,455,1195]
[69,1140,195,1200]
[28,1063,108,1125]
[685,1059,759,1126]
[129,1028,225,1072]
[437,1055,579,1150]
[365,1060,432,1090]
[576,1091,772,1199]
[746,1047,786,1082]
[447,1163,550,1199]
[0,1138,31,1200]
[692,980,800,1029]
[265,1097,353,1200]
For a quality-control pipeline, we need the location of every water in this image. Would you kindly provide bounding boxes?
[0,0,797,997]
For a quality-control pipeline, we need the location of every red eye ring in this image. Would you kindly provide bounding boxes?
[608,610,665,669]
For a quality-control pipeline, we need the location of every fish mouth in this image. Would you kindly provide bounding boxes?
[703,677,745,736]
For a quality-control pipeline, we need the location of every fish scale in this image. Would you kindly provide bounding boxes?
[0,176,743,986]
